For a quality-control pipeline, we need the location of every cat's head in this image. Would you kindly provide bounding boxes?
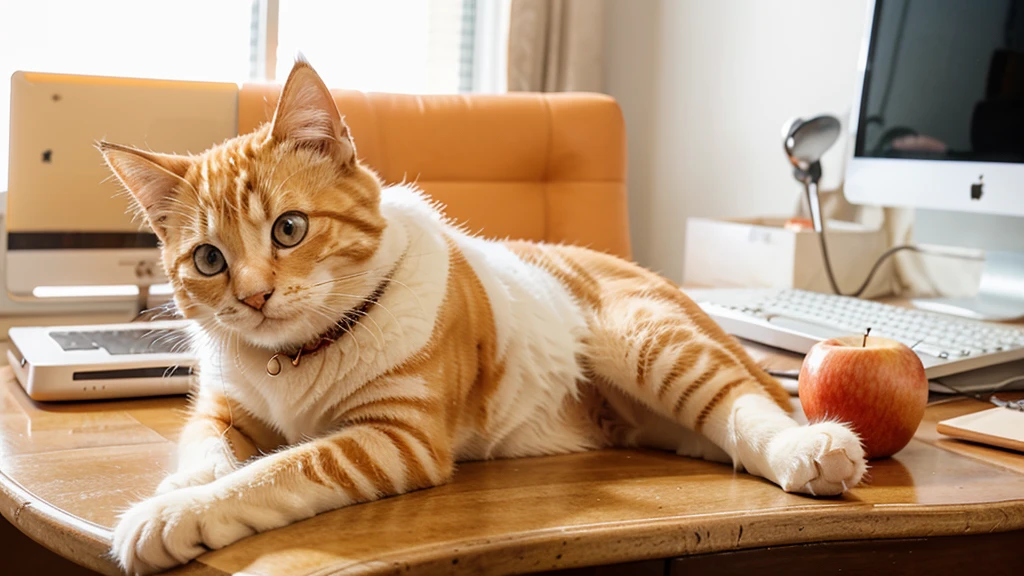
[100,61,387,349]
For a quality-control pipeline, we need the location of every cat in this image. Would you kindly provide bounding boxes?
[99,59,867,575]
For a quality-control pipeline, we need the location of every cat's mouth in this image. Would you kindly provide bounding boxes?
[265,273,393,376]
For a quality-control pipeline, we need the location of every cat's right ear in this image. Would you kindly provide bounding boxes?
[270,59,355,165]
[98,141,192,239]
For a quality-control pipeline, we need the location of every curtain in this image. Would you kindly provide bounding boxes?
[506,0,604,92]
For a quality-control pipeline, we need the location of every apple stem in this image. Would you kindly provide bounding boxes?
[863,327,872,347]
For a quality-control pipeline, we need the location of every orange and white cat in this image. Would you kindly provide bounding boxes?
[100,60,867,575]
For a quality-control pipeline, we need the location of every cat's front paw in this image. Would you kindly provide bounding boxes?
[112,487,255,575]
[770,422,867,496]
[155,458,238,495]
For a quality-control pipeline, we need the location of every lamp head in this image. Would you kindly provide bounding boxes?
[783,115,841,182]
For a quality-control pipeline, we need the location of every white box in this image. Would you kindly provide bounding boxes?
[683,217,894,298]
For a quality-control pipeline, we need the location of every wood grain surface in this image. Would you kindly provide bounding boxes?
[0,361,1022,575]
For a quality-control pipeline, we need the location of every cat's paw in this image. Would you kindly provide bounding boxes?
[155,458,238,495]
[769,422,867,496]
[112,487,255,575]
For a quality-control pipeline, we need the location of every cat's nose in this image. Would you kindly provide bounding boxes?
[239,289,274,311]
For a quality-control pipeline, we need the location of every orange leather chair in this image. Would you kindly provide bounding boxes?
[238,87,631,259]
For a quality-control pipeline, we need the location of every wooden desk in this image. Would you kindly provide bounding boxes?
[1,346,1022,575]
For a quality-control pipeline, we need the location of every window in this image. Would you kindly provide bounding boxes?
[0,0,509,189]
[269,0,509,92]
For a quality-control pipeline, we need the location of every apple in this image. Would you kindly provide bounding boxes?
[798,335,928,459]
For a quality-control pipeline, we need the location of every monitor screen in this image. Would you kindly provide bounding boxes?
[856,0,1024,164]
[6,72,237,296]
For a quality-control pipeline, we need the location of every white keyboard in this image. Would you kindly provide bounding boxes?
[691,288,1024,379]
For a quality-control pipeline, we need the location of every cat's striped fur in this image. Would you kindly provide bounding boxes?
[100,61,867,575]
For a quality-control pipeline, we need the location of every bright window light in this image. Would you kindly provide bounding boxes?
[0,0,253,190]
[148,283,174,296]
[0,0,509,190]
[277,0,463,94]
[33,285,140,299]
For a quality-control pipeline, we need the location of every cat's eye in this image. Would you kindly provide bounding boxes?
[193,244,227,276]
[272,211,309,248]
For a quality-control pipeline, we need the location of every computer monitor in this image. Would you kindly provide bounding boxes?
[846,0,1024,320]
[5,72,237,304]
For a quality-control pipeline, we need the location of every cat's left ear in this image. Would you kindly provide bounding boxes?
[98,141,192,239]
[270,59,355,166]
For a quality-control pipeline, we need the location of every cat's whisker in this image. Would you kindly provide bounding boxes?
[314,272,425,317]
[307,268,384,289]
[359,298,402,335]
[314,290,365,299]
[309,301,386,349]
[348,320,382,350]
[302,251,426,289]
[306,248,444,289]
[232,330,249,376]
[370,277,425,315]
[304,305,373,357]
[139,300,189,321]
[317,294,396,341]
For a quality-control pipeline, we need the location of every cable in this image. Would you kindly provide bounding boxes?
[816,227,984,298]
[803,177,983,298]
[931,375,1024,410]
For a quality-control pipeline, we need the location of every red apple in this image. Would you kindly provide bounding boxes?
[798,335,928,459]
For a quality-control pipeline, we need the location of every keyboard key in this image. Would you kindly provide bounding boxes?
[49,331,99,351]
[701,288,1024,365]
[51,329,190,355]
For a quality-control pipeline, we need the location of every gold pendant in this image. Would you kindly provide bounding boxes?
[266,354,282,377]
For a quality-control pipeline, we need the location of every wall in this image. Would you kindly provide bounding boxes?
[604,0,869,281]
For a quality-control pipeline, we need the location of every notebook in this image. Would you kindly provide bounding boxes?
[937,407,1024,453]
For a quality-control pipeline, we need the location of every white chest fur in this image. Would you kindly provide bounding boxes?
[196,187,451,443]
[196,186,590,452]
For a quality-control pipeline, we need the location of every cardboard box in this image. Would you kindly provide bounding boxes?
[683,217,894,298]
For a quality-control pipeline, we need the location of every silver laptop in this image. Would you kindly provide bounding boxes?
[7,320,195,401]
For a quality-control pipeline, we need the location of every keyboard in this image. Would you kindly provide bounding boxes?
[690,288,1024,379]
[49,328,189,355]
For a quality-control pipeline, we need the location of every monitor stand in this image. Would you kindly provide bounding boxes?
[911,251,1024,321]
[136,284,151,318]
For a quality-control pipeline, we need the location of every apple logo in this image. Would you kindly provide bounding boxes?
[971,175,983,200]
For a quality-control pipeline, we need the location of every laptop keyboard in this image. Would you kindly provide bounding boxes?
[49,328,190,355]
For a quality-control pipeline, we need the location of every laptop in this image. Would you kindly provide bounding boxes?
[7,320,195,401]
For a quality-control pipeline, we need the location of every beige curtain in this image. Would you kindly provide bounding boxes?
[507,0,604,92]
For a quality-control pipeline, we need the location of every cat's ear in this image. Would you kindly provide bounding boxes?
[98,141,192,238]
[270,59,355,165]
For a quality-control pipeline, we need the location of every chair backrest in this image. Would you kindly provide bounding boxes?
[239,86,631,259]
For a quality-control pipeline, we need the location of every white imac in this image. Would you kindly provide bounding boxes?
[846,0,1024,320]
[6,71,238,308]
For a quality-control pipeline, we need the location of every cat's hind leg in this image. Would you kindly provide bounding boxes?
[584,290,867,496]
